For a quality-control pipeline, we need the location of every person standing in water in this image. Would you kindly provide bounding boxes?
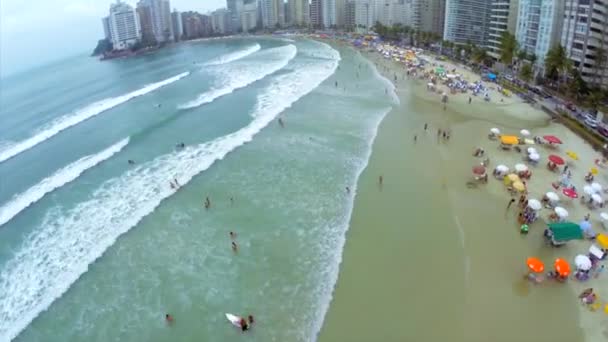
[278,118,284,128]
[232,241,238,253]
[230,231,236,239]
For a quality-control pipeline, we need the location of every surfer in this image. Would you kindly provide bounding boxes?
[165,314,174,324]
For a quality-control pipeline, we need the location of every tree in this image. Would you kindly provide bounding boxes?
[520,64,533,83]
[499,32,518,65]
[472,46,489,65]
[545,45,571,91]
[91,39,113,56]
[566,68,589,100]
[517,49,527,61]
[586,89,604,110]
[594,47,606,86]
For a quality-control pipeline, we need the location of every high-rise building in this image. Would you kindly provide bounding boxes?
[516,0,565,68]
[562,0,608,88]
[310,0,323,27]
[107,1,141,50]
[345,0,357,29]
[443,0,493,46]
[102,17,112,40]
[211,8,231,34]
[323,0,337,28]
[417,0,446,36]
[181,12,201,39]
[336,0,346,27]
[261,0,285,28]
[171,9,183,41]
[487,0,519,60]
[241,0,258,32]
[375,0,392,26]
[354,0,374,29]
[137,3,155,44]
[288,0,310,26]
[137,0,173,43]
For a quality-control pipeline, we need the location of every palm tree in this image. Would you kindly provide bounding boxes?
[499,32,518,66]
[520,64,533,83]
[545,45,571,91]
[472,47,489,65]
[586,89,603,111]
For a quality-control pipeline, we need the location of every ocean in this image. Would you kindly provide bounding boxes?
[0,37,395,341]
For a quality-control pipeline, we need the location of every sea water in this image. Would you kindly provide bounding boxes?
[0,38,394,341]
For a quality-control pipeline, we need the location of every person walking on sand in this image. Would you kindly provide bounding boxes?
[414,135,417,143]
[379,175,383,186]
[507,198,516,210]
[424,123,428,131]
[468,97,472,104]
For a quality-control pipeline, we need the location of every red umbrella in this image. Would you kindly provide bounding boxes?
[562,188,578,198]
[548,155,565,165]
[543,135,562,144]
[472,165,486,175]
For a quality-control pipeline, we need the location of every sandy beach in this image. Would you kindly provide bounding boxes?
[319,41,608,341]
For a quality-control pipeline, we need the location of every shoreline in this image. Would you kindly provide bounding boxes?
[319,40,608,341]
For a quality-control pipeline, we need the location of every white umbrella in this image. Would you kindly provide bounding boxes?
[584,185,595,195]
[495,164,509,173]
[574,254,592,271]
[527,147,537,154]
[546,192,559,202]
[591,182,603,193]
[600,212,608,221]
[529,153,540,161]
[592,193,604,204]
[490,128,500,135]
[514,163,528,172]
[520,129,530,136]
[527,199,542,210]
[555,207,569,218]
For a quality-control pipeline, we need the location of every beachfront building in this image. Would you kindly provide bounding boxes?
[261,0,285,28]
[416,0,446,36]
[136,0,173,43]
[310,0,323,27]
[211,9,231,34]
[323,0,337,28]
[375,0,392,26]
[226,0,243,32]
[561,0,608,88]
[171,9,183,41]
[107,1,142,50]
[137,2,155,45]
[354,0,374,29]
[288,0,310,26]
[345,0,357,29]
[241,1,258,32]
[515,0,565,70]
[487,0,520,60]
[102,17,112,40]
[443,0,493,46]
[336,0,347,27]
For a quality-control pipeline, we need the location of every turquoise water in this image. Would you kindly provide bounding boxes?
[0,38,394,341]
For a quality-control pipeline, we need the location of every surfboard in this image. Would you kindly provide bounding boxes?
[225,313,242,328]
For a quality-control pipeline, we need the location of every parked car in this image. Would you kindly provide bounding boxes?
[584,115,598,129]
[597,125,608,138]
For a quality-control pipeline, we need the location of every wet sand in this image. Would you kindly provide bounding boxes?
[318,45,608,341]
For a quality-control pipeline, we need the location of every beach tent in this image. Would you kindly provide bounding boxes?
[547,222,583,242]
[487,73,497,80]
[500,135,519,145]
[597,234,608,249]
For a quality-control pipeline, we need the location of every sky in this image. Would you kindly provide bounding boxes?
[0,0,225,76]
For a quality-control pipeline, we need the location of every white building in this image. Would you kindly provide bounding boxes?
[487,0,519,60]
[107,1,141,50]
[137,0,173,43]
[211,9,231,34]
[288,0,310,26]
[323,0,337,28]
[443,0,492,46]
[516,0,565,68]
[310,0,323,27]
[355,0,374,29]
[417,0,446,36]
[171,9,183,40]
[241,0,258,32]
[261,0,284,28]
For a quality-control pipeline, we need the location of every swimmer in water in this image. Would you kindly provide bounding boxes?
[232,241,238,253]
[128,159,135,165]
[230,231,236,239]
[165,314,174,324]
[239,317,249,331]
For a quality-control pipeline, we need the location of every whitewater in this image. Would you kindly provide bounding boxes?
[0,138,129,227]
[179,45,297,109]
[0,43,339,342]
[204,43,261,66]
[0,72,188,164]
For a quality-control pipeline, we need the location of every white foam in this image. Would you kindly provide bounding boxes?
[0,72,189,164]
[0,47,339,342]
[179,45,297,109]
[0,138,129,227]
[204,43,261,66]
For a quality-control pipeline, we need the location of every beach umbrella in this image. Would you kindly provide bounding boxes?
[524,138,535,145]
[546,192,559,202]
[490,127,500,135]
[574,255,592,271]
[592,193,604,204]
[527,257,544,273]
[548,155,565,165]
[529,153,540,161]
[580,220,592,232]
[597,234,608,248]
[506,173,520,182]
[527,199,542,211]
[591,167,599,175]
[495,164,509,173]
[566,151,579,160]
[600,212,608,221]
[527,147,537,154]
[555,207,569,218]
[520,129,531,136]
[592,182,603,193]
[500,135,519,145]
[472,165,486,175]
[554,258,571,277]
[584,185,595,195]
[513,181,526,192]
[514,163,528,172]
[562,188,578,199]
[543,135,563,144]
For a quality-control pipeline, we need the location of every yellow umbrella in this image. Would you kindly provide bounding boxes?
[506,173,520,183]
[566,151,579,160]
[513,181,526,192]
[500,135,519,145]
[524,138,535,145]
[591,167,599,175]
[597,234,608,249]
